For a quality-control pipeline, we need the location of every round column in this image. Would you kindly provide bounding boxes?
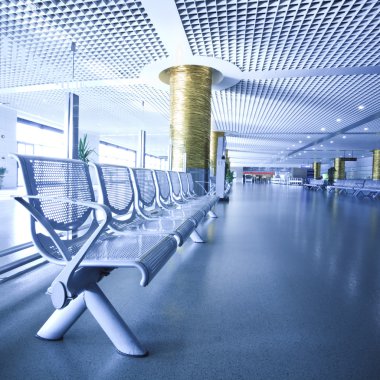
[334,158,345,179]
[372,149,380,180]
[210,131,225,175]
[168,65,212,193]
[313,162,321,179]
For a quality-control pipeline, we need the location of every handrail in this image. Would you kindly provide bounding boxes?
[0,241,34,258]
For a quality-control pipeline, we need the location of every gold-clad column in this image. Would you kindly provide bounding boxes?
[210,131,225,174]
[168,65,212,171]
[372,149,380,180]
[313,162,321,179]
[334,158,345,179]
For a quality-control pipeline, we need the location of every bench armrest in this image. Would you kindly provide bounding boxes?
[13,194,111,308]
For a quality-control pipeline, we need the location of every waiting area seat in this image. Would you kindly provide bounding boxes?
[354,179,380,199]
[326,179,365,195]
[11,154,218,357]
[303,179,326,191]
[305,178,380,199]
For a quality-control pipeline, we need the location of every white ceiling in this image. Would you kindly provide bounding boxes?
[1,0,380,165]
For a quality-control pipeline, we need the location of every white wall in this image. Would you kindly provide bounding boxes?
[0,106,17,188]
[345,157,372,179]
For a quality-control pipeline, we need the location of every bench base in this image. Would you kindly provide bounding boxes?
[37,282,148,357]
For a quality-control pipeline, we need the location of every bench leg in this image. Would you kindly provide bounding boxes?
[84,283,148,357]
[190,228,205,243]
[207,210,218,218]
[36,293,87,341]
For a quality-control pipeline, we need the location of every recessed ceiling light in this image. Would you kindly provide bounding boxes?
[307,135,311,139]
[292,144,295,147]
[321,127,326,131]
[364,127,368,131]
[312,147,315,150]
[336,118,341,122]
[280,151,283,153]
[330,141,334,143]
[358,105,365,110]
[287,147,290,150]
[361,155,365,158]
[348,153,351,156]
[298,153,301,156]
[342,135,346,139]
[320,144,324,147]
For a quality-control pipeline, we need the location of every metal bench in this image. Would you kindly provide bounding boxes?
[303,179,325,191]
[327,179,365,195]
[12,154,179,357]
[354,179,380,199]
[93,163,206,246]
[167,170,218,217]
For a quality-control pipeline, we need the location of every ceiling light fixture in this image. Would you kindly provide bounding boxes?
[342,135,346,139]
[336,118,341,122]
[364,127,368,131]
[71,41,76,80]
[320,127,326,131]
[307,136,311,139]
[358,105,365,110]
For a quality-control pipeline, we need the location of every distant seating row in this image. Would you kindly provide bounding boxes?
[303,179,325,191]
[326,179,380,198]
[12,154,219,357]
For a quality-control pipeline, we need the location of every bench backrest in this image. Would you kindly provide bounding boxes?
[94,163,134,215]
[17,155,94,231]
[187,173,196,195]
[133,168,156,208]
[363,179,380,189]
[334,179,345,186]
[14,154,97,263]
[353,179,365,188]
[310,179,324,185]
[154,170,171,204]
[179,172,190,198]
[168,171,182,199]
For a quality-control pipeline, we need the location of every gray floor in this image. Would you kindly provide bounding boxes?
[1,183,380,379]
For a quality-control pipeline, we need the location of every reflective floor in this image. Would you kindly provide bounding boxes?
[1,183,380,379]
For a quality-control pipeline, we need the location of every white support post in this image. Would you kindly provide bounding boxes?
[216,136,226,199]
[64,92,79,159]
[138,130,146,168]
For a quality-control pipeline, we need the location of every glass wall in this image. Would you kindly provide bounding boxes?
[145,154,168,170]
[17,119,64,157]
[98,141,136,167]
[16,118,64,186]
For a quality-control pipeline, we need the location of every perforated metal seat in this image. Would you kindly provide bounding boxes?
[354,179,380,198]
[93,164,204,246]
[168,171,218,216]
[12,154,179,357]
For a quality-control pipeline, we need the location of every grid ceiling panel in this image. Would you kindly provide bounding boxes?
[1,0,380,166]
[176,0,380,72]
[213,73,380,157]
[0,0,168,88]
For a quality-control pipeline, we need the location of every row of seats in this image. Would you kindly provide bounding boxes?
[12,154,219,357]
[304,178,380,199]
[326,179,380,198]
[303,179,325,191]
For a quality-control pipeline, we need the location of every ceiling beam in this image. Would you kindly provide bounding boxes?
[243,66,380,80]
[287,111,380,157]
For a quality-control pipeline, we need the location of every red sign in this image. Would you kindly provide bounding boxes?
[243,171,274,176]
